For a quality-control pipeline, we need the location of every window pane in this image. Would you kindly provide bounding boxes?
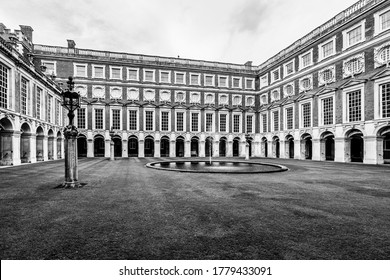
[129,110,137,130]
[77,108,86,129]
[176,112,184,131]
[322,97,334,125]
[76,65,86,77]
[348,90,361,122]
[95,109,103,129]
[286,107,293,130]
[302,103,311,127]
[381,10,390,30]
[145,111,154,130]
[233,115,240,133]
[219,114,227,132]
[322,41,334,58]
[176,73,184,84]
[0,63,8,109]
[348,26,362,46]
[206,113,213,132]
[111,68,121,79]
[246,115,253,133]
[128,69,138,80]
[191,113,198,131]
[94,66,104,78]
[381,83,390,118]
[112,109,121,130]
[145,71,154,81]
[273,111,279,131]
[161,111,169,131]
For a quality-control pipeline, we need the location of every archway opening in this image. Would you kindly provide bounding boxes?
[324,134,335,161]
[160,136,170,157]
[20,122,31,163]
[48,129,54,160]
[144,136,154,157]
[0,118,13,165]
[128,136,138,157]
[113,136,122,157]
[94,135,105,157]
[286,135,294,159]
[384,133,390,164]
[77,135,87,157]
[233,137,240,157]
[273,137,280,158]
[191,137,199,157]
[262,137,268,157]
[301,134,312,160]
[36,126,44,161]
[57,131,62,159]
[219,137,227,157]
[176,136,185,157]
[205,136,213,157]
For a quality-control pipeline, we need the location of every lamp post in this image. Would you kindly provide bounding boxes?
[61,77,80,188]
[109,128,115,161]
[245,132,252,160]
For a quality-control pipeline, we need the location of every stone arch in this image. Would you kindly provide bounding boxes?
[377,125,390,164]
[345,129,364,163]
[233,136,240,157]
[160,135,170,157]
[77,134,87,157]
[190,136,199,157]
[94,134,105,157]
[301,133,312,160]
[320,131,335,161]
[36,126,45,161]
[261,136,268,157]
[112,135,122,157]
[48,129,54,160]
[285,134,294,159]
[56,131,63,159]
[272,136,280,158]
[128,135,138,157]
[20,122,32,163]
[219,136,227,157]
[0,117,14,165]
[144,135,154,157]
[176,136,185,157]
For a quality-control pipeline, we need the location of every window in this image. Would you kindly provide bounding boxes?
[0,63,8,109]
[347,90,362,122]
[95,109,104,129]
[93,65,105,79]
[299,50,313,69]
[74,64,87,77]
[375,7,390,35]
[144,69,155,82]
[232,77,241,88]
[161,111,169,131]
[77,108,86,129]
[219,114,227,132]
[41,61,56,75]
[176,112,184,131]
[47,95,53,123]
[190,73,200,85]
[261,113,267,133]
[380,82,390,118]
[318,37,336,61]
[246,115,253,133]
[175,72,186,84]
[56,100,60,125]
[218,76,228,87]
[145,111,154,131]
[245,78,255,89]
[233,115,240,133]
[260,74,268,89]
[112,109,121,130]
[271,68,280,83]
[127,68,139,81]
[128,110,137,130]
[284,60,295,76]
[191,113,199,132]
[205,113,213,132]
[36,87,42,119]
[285,107,294,130]
[21,78,28,115]
[204,75,215,87]
[110,67,122,80]
[343,20,366,49]
[272,111,279,131]
[160,71,171,83]
[322,96,334,125]
[301,102,311,128]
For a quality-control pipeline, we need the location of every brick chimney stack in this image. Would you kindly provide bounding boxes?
[19,25,33,42]
[67,39,76,48]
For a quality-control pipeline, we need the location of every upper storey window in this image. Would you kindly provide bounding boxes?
[204,74,215,87]
[159,70,171,83]
[175,72,186,84]
[342,20,366,50]
[190,73,200,85]
[375,7,390,36]
[245,78,255,90]
[260,74,268,89]
[144,69,155,82]
[218,76,228,88]
[283,60,295,77]
[299,49,313,70]
[232,77,242,88]
[41,60,56,76]
[110,66,122,80]
[127,68,139,81]
[318,36,336,61]
[93,65,105,79]
[271,67,280,83]
[74,63,87,78]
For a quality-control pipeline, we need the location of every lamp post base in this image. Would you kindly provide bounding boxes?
[64,125,79,187]
[62,181,81,188]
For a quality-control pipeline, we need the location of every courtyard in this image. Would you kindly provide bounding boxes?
[0,157,389,260]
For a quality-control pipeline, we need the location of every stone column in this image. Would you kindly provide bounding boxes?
[12,132,21,166]
[279,140,286,159]
[334,137,346,162]
[138,140,145,158]
[154,140,161,157]
[239,140,246,157]
[43,136,48,161]
[53,137,58,160]
[105,139,111,158]
[364,136,378,164]
[110,139,114,161]
[245,143,250,160]
[199,140,205,157]
[185,140,191,157]
[30,133,37,163]
[227,141,233,157]
[122,139,128,157]
[376,136,384,164]
[312,139,321,161]
[169,140,175,157]
[87,139,94,157]
[63,126,79,188]
[294,139,301,160]
[214,140,219,158]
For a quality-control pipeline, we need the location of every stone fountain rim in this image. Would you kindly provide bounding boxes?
[145,160,289,174]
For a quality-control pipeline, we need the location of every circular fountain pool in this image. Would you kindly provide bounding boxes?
[146,160,288,174]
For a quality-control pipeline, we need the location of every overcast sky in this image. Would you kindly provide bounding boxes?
[1,0,358,65]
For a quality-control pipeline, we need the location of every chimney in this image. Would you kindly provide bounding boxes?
[19,25,33,42]
[0,23,6,33]
[67,39,76,48]
[244,61,253,68]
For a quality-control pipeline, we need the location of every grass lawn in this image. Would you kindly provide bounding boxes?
[0,157,389,260]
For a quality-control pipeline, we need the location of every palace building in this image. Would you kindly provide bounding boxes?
[1,0,390,166]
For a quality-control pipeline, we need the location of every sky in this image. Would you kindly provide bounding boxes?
[1,0,358,65]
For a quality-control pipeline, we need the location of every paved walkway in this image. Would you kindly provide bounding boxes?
[0,158,389,259]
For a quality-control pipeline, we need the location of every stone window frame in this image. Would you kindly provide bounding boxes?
[342,19,366,50]
[92,64,106,79]
[73,63,88,78]
[283,59,295,77]
[109,66,122,80]
[374,6,390,36]
[318,91,336,126]
[127,67,139,81]
[318,36,336,61]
